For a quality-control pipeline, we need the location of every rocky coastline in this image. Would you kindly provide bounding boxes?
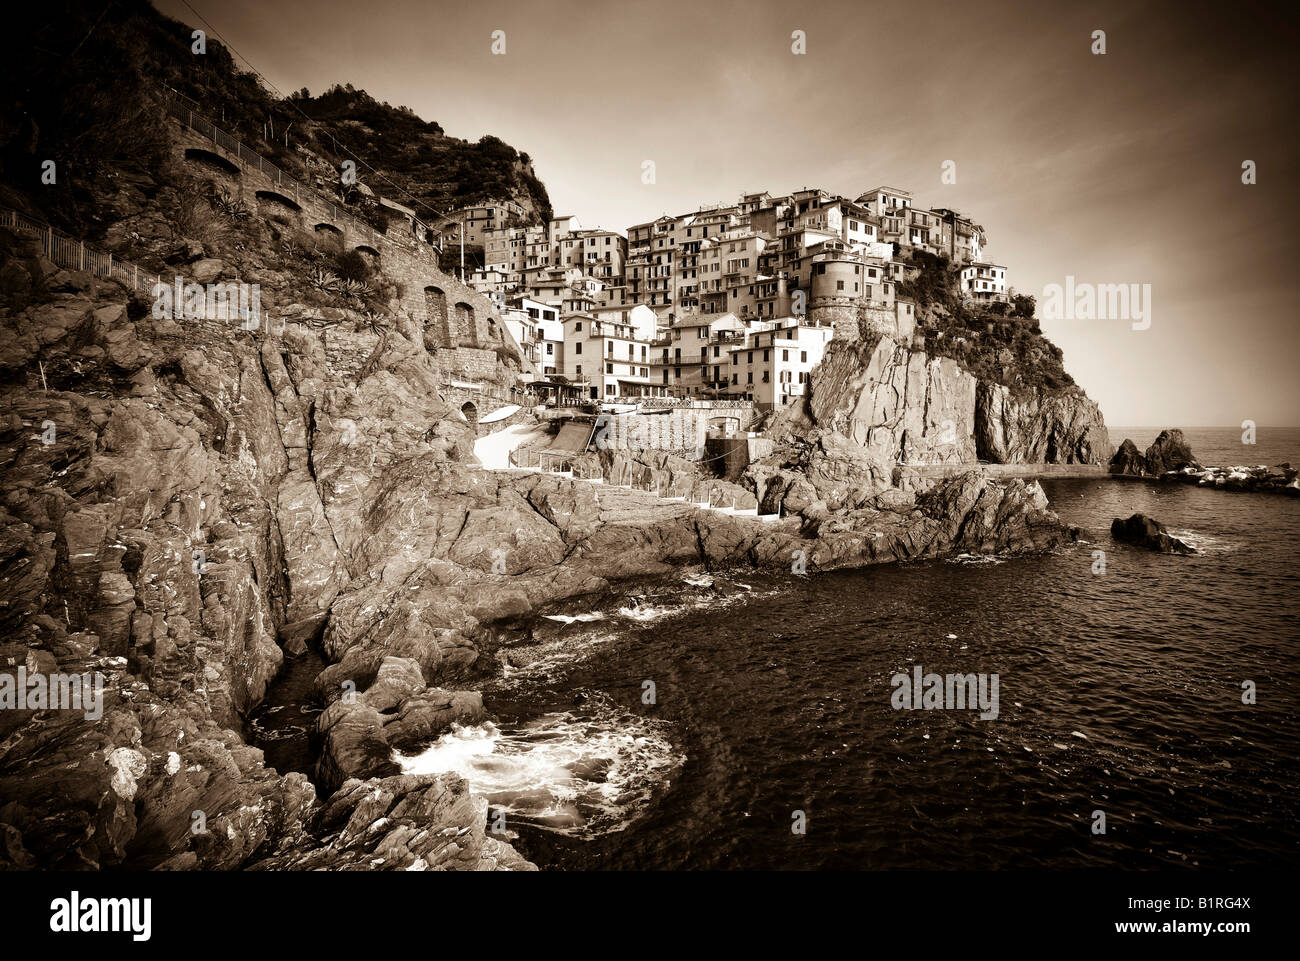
[0,232,1093,871]
[1109,428,1300,497]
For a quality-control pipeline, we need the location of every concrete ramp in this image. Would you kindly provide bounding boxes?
[550,420,596,453]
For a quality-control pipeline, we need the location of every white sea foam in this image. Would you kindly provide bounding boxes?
[619,603,670,622]
[543,612,607,625]
[947,553,1007,565]
[394,704,683,836]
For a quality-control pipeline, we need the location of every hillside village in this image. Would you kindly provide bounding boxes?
[0,0,1125,876]
[449,189,1010,407]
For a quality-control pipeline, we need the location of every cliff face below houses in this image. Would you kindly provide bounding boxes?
[804,318,1112,487]
[0,230,1081,869]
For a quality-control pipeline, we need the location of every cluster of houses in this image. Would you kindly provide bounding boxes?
[438,186,1008,409]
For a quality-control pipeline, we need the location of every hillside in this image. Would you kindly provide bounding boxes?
[0,0,551,242]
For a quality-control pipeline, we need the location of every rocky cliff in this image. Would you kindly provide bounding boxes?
[809,333,977,469]
[805,315,1112,479]
[0,230,1082,869]
[975,382,1112,465]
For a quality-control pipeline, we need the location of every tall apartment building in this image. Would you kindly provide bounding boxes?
[725,321,836,409]
[562,310,665,401]
[499,296,557,378]
[650,311,750,397]
[697,231,766,317]
[432,200,527,247]
[931,208,986,263]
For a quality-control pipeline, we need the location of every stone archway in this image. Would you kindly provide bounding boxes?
[254,189,302,212]
[184,147,241,177]
[461,401,479,434]
[453,302,474,344]
[424,285,451,348]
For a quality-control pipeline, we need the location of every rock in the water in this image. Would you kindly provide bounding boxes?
[1110,513,1196,554]
[1109,438,1146,475]
[1143,429,1199,474]
[1110,428,1199,475]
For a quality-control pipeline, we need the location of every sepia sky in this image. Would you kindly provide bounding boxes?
[156,0,1300,427]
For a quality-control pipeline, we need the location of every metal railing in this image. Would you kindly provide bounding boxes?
[159,87,407,256]
[2,205,160,296]
[0,204,268,329]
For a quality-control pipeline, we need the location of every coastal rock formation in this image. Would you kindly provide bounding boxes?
[1109,439,1146,476]
[1109,428,1199,476]
[1159,463,1300,497]
[1110,514,1196,554]
[807,333,1112,475]
[0,240,529,870]
[1110,428,1297,495]
[252,773,536,871]
[1142,429,1199,474]
[975,383,1113,465]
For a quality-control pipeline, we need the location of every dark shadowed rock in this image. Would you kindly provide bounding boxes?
[1109,429,1199,476]
[1110,513,1196,554]
[1143,429,1199,474]
[1109,438,1146,475]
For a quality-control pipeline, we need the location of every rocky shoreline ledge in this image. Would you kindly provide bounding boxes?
[0,237,1084,871]
[1109,428,1299,497]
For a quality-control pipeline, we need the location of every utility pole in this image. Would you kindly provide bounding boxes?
[459,220,465,281]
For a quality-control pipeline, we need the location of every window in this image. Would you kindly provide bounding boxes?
[782,349,789,361]
[546,343,554,355]
[574,322,582,332]
[576,365,582,375]
[575,343,582,355]
[801,351,807,362]
[763,349,770,362]
[837,280,845,291]
[746,372,753,384]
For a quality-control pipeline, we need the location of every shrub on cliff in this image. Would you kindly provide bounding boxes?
[899,249,1074,392]
[2,1,551,235]
[334,249,373,283]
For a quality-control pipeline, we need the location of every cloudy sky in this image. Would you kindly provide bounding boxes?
[157,0,1299,427]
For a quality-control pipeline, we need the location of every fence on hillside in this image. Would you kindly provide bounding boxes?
[0,204,269,329]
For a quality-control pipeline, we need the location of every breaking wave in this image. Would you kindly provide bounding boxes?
[394,699,684,837]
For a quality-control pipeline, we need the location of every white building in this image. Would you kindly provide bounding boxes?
[726,321,835,409]
[562,311,666,402]
[960,262,1008,302]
